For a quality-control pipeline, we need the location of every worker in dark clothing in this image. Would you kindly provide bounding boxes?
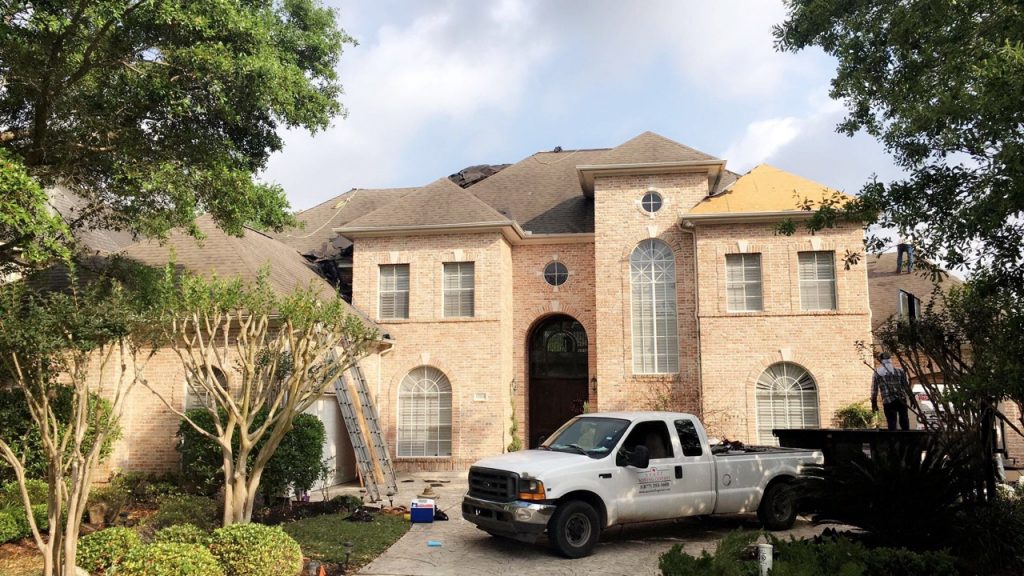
[871,352,911,430]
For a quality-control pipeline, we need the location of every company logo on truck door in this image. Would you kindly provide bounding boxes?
[637,468,671,495]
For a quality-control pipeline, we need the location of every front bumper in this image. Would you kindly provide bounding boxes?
[462,495,556,543]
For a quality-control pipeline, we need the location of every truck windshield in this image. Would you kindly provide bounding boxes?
[542,417,630,458]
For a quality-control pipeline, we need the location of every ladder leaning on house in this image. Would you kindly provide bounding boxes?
[332,357,398,503]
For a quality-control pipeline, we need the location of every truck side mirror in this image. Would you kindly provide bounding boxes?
[628,445,650,469]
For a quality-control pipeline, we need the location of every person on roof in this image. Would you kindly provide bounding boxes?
[896,235,914,274]
[871,352,911,431]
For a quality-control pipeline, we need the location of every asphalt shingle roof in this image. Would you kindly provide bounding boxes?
[591,131,719,165]
[340,178,512,231]
[866,252,961,332]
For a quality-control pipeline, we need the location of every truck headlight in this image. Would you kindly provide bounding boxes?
[518,478,546,501]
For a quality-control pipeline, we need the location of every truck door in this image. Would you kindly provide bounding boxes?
[665,417,716,516]
[610,419,680,523]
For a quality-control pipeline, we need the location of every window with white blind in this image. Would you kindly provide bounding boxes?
[184,367,227,411]
[755,362,819,445]
[442,262,474,317]
[397,366,452,457]
[798,251,837,310]
[725,253,763,312]
[379,264,409,319]
[630,239,679,374]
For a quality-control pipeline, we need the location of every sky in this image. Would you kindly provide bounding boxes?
[263,0,904,211]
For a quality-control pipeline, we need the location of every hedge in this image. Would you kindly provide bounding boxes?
[117,543,224,576]
[208,523,303,576]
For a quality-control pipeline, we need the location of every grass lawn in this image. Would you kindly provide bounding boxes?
[283,512,410,571]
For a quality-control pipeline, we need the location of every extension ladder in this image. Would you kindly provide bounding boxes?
[333,358,398,502]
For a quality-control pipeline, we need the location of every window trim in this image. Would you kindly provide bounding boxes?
[543,261,569,287]
[725,253,764,312]
[629,239,679,374]
[640,191,663,214]
[378,264,410,320]
[397,366,453,458]
[797,251,837,311]
[442,261,475,318]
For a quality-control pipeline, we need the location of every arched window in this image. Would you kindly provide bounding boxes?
[398,367,452,457]
[185,366,227,410]
[630,239,678,373]
[756,362,819,444]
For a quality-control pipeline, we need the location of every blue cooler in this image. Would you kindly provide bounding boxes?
[410,498,435,523]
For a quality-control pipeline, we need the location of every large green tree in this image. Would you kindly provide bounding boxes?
[0,0,352,271]
[775,1,1024,291]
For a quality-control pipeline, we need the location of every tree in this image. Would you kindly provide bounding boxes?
[774,1,1024,291]
[0,150,70,277]
[148,269,376,525]
[0,271,158,576]
[0,0,354,272]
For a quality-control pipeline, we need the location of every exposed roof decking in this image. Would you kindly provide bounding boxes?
[687,164,850,216]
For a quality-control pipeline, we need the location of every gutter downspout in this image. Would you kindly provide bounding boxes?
[677,222,703,419]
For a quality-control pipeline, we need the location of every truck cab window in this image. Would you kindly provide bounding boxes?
[674,419,703,457]
[619,420,674,460]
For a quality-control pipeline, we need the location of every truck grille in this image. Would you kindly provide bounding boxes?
[468,467,518,502]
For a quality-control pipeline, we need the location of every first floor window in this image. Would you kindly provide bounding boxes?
[379,264,410,319]
[756,362,819,444]
[185,366,227,410]
[397,367,452,457]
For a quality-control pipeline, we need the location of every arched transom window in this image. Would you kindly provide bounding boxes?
[755,362,819,444]
[398,366,452,457]
[630,239,679,374]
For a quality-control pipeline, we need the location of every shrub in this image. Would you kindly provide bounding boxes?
[658,531,957,576]
[77,526,141,575]
[89,483,130,525]
[834,402,878,429]
[0,479,49,506]
[148,493,219,531]
[0,387,119,484]
[209,523,303,576]
[178,409,325,499]
[117,543,223,576]
[950,498,1024,575]
[0,504,49,544]
[153,523,211,546]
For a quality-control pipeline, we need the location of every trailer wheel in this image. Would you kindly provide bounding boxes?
[550,500,600,558]
[758,480,797,530]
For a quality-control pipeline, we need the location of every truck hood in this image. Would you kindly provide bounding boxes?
[472,449,590,476]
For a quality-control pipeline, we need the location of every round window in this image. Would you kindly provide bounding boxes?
[641,191,663,213]
[544,262,569,286]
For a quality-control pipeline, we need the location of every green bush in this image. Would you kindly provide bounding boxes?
[658,532,957,576]
[153,523,211,546]
[834,401,878,429]
[117,542,224,576]
[951,498,1024,575]
[77,526,141,575]
[89,483,130,525]
[0,504,49,544]
[0,387,120,484]
[209,523,303,576]
[149,494,219,531]
[177,408,325,499]
[0,479,49,506]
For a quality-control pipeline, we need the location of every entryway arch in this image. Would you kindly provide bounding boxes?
[528,314,588,447]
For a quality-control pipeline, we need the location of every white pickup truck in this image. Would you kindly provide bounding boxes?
[461,411,823,558]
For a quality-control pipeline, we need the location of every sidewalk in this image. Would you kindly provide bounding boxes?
[332,471,837,576]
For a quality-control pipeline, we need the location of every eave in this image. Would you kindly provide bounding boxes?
[577,160,727,197]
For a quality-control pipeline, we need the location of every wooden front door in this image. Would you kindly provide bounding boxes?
[528,315,588,447]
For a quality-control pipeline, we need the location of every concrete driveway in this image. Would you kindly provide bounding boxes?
[336,472,837,576]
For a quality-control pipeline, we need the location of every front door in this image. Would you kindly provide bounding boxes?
[528,315,588,447]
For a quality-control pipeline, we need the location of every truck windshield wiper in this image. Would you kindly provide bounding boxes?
[553,444,588,455]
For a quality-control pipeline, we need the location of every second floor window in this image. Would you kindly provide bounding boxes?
[798,251,837,311]
[379,264,409,319]
[899,290,921,320]
[443,262,475,317]
[630,239,679,374]
[725,253,763,312]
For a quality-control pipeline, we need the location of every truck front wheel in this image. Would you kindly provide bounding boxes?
[758,480,797,530]
[549,500,600,558]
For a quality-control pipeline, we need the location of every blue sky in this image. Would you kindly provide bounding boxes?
[264,1,904,211]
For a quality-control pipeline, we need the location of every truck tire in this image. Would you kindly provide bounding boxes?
[549,500,601,558]
[758,480,797,530]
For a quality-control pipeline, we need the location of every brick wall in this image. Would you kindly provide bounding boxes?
[352,232,514,471]
[695,221,873,441]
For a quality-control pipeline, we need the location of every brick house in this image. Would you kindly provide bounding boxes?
[271,131,873,472]
[56,130,874,479]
